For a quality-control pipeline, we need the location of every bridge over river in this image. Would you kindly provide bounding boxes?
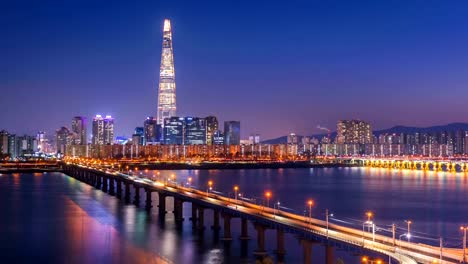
[62,161,466,264]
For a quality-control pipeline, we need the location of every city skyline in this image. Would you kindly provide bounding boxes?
[2,1,468,139]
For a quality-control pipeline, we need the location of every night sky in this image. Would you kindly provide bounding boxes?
[2,0,468,140]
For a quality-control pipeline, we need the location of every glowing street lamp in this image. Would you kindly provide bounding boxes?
[461,226,468,263]
[405,220,412,242]
[207,180,213,194]
[366,211,373,223]
[234,185,239,202]
[265,191,271,208]
[307,200,314,224]
[187,177,192,187]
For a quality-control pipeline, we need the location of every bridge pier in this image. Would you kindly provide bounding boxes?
[240,218,250,240]
[197,207,205,230]
[133,186,140,206]
[158,193,167,215]
[173,198,183,222]
[145,189,152,211]
[300,239,313,264]
[96,174,102,189]
[276,228,286,261]
[211,210,220,231]
[102,176,108,192]
[116,180,122,198]
[325,245,334,264]
[190,204,198,228]
[253,223,267,257]
[221,213,232,241]
[109,177,115,195]
[124,182,131,203]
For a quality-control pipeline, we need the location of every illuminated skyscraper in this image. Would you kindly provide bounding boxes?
[71,116,87,145]
[224,121,240,145]
[157,19,176,125]
[205,116,218,145]
[92,115,114,145]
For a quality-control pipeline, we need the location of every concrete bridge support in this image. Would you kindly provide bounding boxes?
[102,176,108,193]
[197,207,205,230]
[211,210,220,231]
[173,198,183,222]
[158,192,167,215]
[221,213,232,241]
[96,174,102,189]
[276,228,286,261]
[124,182,131,203]
[109,177,115,195]
[253,223,267,256]
[325,245,334,264]
[116,180,122,198]
[133,186,140,206]
[145,189,152,211]
[240,218,249,240]
[190,204,198,229]
[300,239,313,264]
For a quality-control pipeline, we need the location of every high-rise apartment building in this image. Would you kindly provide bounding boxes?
[0,130,8,155]
[92,115,114,145]
[205,116,218,145]
[336,120,372,144]
[71,116,87,145]
[157,19,177,125]
[224,121,240,145]
[56,127,71,154]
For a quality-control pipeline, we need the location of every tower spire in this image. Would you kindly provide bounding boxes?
[157,18,176,125]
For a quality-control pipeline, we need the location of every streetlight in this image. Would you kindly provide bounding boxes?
[307,200,314,224]
[234,185,239,202]
[405,220,412,242]
[265,191,271,208]
[461,226,467,263]
[187,177,192,187]
[208,180,213,194]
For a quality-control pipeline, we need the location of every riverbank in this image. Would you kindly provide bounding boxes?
[118,161,357,170]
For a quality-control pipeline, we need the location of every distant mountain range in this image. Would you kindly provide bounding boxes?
[261,123,468,144]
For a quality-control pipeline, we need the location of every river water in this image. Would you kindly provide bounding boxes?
[0,167,467,263]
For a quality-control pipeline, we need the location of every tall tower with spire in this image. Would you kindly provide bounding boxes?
[157,19,176,125]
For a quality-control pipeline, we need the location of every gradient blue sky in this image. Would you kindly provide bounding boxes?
[2,0,468,140]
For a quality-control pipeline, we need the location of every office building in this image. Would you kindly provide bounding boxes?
[157,19,177,125]
[134,127,144,145]
[213,130,224,145]
[56,127,71,154]
[144,117,162,144]
[205,116,218,145]
[224,121,240,145]
[71,116,87,145]
[92,115,114,145]
[163,117,184,145]
[185,117,206,145]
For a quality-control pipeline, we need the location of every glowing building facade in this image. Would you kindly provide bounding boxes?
[157,19,177,125]
[92,115,114,145]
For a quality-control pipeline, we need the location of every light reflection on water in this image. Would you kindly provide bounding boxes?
[1,168,467,263]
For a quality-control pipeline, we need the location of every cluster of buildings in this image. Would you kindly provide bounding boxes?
[132,116,240,146]
[320,120,468,157]
[3,19,468,161]
[0,130,52,159]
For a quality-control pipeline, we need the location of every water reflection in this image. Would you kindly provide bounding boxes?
[1,168,467,263]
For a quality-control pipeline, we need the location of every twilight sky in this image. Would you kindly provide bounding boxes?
[2,0,468,140]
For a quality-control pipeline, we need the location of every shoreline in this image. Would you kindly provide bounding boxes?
[118,161,356,170]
